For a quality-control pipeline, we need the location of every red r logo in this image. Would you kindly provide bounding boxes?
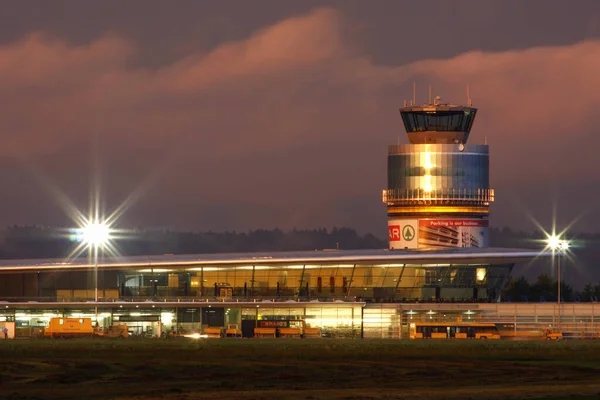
[389,225,401,241]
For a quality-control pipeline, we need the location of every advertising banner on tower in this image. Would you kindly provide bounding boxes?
[419,219,488,248]
[388,219,419,249]
[388,219,488,249]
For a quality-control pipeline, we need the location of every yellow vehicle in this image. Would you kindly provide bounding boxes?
[94,323,129,339]
[225,324,242,337]
[45,318,94,338]
[303,326,321,338]
[410,322,502,339]
[544,328,563,340]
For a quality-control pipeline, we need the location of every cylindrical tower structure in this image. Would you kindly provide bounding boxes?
[384,98,494,249]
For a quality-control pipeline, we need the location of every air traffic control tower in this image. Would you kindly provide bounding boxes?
[383,92,494,250]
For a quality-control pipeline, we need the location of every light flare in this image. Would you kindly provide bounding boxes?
[79,221,110,247]
[422,152,434,193]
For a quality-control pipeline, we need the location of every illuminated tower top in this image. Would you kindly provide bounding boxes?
[400,95,477,145]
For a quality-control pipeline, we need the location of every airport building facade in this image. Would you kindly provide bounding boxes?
[0,248,537,338]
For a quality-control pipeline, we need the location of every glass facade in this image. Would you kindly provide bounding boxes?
[0,262,513,303]
[387,144,489,194]
[0,304,363,339]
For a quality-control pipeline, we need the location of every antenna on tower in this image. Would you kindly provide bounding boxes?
[467,83,472,107]
[413,82,416,106]
[428,84,432,105]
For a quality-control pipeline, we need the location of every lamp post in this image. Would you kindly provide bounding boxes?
[546,235,569,327]
[80,221,110,324]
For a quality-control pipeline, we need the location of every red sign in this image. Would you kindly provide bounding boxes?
[259,321,289,328]
[419,219,488,228]
[389,225,401,241]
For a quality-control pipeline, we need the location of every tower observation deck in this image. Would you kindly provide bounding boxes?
[384,95,494,250]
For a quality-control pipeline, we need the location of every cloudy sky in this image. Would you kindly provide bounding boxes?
[1,0,599,238]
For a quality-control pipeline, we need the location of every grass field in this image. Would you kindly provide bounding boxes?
[1,338,600,400]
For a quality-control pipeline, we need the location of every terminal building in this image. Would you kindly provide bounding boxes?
[0,248,539,338]
[0,93,591,339]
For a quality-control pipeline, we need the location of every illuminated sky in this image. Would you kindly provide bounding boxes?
[1,0,599,237]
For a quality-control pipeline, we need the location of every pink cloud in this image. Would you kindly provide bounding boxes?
[165,8,346,92]
[0,33,132,90]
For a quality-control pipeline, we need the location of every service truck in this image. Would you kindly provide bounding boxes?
[44,318,94,338]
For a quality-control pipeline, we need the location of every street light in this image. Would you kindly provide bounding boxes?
[546,234,570,326]
[78,221,111,323]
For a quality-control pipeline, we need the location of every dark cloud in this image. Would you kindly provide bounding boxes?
[0,4,598,237]
[2,1,599,66]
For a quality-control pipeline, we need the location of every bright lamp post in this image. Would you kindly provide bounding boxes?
[79,221,110,322]
[546,235,569,326]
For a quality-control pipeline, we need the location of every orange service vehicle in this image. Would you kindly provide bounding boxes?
[44,318,94,338]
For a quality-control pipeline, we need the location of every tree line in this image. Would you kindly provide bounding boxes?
[0,225,386,259]
[0,225,556,259]
[502,274,600,302]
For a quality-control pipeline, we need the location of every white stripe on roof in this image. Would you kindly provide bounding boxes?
[0,247,546,271]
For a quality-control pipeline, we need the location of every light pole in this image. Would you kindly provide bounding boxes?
[80,221,110,324]
[546,235,569,327]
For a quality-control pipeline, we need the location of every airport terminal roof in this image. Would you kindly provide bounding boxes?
[0,247,545,272]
